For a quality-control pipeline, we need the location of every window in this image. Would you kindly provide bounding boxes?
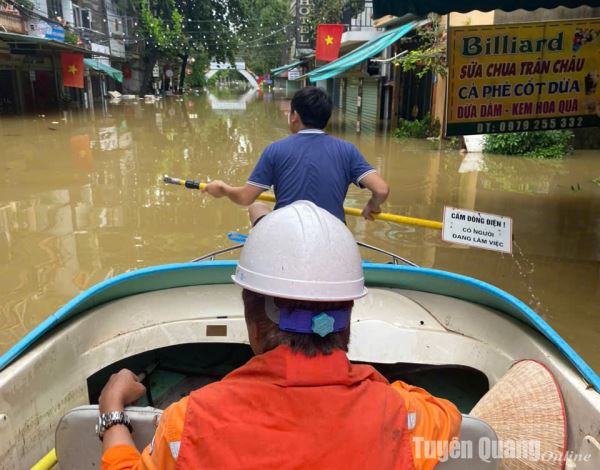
[81,9,91,29]
[111,17,124,35]
[47,0,63,20]
[73,4,92,29]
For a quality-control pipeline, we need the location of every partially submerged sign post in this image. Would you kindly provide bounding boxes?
[446,18,600,136]
[442,207,513,254]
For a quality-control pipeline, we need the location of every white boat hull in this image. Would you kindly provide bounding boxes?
[0,263,598,468]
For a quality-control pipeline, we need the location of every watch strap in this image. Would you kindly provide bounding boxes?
[97,411,133,440]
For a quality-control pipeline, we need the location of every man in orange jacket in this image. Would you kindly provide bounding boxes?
[98,201,461,469]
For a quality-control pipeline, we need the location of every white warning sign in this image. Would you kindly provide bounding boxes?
[442,207,513,254]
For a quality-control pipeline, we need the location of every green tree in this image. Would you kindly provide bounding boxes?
[135,0,245,93]
[236,0,292,75]
[393,15,447,78]
[306,0,365,43]
[187,50,210,89]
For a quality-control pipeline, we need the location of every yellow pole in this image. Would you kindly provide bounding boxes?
[165,176,443,231]
[30,448,57,470]
[342,206,443,230]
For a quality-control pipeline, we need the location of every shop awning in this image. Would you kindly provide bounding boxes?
[271,60,306,77]
[306,20,423,82]
[373,0,600,18]
[0,31,100,55]
[84,59,123,83]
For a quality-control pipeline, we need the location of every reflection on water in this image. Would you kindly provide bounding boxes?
[208,89,257,111]
[1,91,599,371]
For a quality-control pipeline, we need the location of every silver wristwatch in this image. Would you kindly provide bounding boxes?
[96,411,133,440]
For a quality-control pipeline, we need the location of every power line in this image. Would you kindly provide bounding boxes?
[241,22,294,44]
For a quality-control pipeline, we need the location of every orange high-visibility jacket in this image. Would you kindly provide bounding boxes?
[102,345,460,469]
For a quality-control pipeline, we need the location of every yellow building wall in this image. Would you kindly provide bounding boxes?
[449,11,495,26]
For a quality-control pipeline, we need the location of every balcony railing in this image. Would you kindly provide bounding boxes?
[342,1,375,31]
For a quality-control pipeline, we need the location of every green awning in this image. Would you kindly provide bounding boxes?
[271,60,306,77]
[84,58,123,83]
[307,20,422,82]
[373,0,600,18]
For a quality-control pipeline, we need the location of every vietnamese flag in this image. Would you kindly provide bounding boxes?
[61,52,84,88]
[315,24,345,62]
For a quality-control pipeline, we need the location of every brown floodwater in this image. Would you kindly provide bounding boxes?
[1,90,599,372]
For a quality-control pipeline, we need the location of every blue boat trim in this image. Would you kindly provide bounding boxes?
[0,261,237,371]
[1,262,598,394]
[227,232,248,244]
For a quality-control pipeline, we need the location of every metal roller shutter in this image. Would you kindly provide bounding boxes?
[345,78,359,129]
[361,78,380,132]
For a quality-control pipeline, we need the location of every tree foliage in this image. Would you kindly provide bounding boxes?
[135,0,297,90]
[392,114,440,139]
[306,0,365,44]
[236,0,291,74]
[308,0,364,28]
[137,0,243,61]
[135,0,246,91]
[138,0,185,59]
[394,15,447,78]
[187,51,211,88]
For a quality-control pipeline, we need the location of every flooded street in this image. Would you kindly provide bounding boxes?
[1,91,599,371]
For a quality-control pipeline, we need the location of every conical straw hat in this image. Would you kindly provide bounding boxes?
[471,360,567,470]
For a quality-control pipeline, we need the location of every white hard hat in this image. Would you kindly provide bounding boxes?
[232,201,367,301]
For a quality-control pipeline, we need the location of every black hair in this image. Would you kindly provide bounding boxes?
[242,289,352,357]
[290,86,333,129]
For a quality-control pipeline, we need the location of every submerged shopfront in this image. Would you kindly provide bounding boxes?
[0,32,122,116]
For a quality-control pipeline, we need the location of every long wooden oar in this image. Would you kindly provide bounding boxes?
[163,175,443,230]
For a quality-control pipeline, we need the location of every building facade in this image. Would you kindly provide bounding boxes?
[0,0,140,116]
[293,3,600,135]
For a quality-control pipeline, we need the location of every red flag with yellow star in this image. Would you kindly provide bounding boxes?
[61,52,84,88]
[315,24,345,62]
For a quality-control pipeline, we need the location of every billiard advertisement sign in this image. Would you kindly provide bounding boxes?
[446,19,600,136]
